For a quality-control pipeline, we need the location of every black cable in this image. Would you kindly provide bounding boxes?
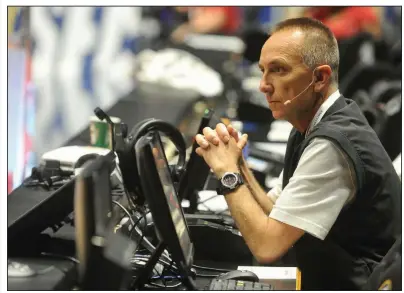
[112,200,135,226]
[195,272,220,278]
[192,264,230,272]
[132,255,179,272]
[197,201,229,215]
[129,213,146,239]
[145,282,182,289]
[133,234,146,254]
[137,214,148,252]
[160,257,175,287]
[165,258,174,276]
[40,252,79,264]
[131,211,149,253]
[132,250,182,288]
[197,194,221,205]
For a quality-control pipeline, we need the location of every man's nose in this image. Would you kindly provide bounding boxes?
[259,79,273,95]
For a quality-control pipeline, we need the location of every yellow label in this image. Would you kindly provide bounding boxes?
[379,279,392,290]
[296,268,302,290]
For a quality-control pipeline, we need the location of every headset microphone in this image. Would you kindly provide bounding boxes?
[94,107,116,152]
[284,73,317,106]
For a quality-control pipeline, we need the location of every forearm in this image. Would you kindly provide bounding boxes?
[239,156,274,215]
[224,184,272,261]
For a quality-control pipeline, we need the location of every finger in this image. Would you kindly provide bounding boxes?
[195,147,204,157]
[237,134,248,150]
[152,147,159,158]
[227,124,239,141]
[195,134,209,149]
[203,127,220,145]
[215,123,230,143]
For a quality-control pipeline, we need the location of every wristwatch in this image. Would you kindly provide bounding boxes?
[217,172,244,195]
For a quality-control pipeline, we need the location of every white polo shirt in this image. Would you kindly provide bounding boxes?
[268,90,357,240]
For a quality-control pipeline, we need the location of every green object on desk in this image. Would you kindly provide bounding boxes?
[89,116,121,149]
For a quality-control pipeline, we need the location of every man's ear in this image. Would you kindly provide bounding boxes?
[314,65,332,91]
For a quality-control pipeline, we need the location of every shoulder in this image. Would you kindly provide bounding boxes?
[300,137,355,178]
[305,137,352,158]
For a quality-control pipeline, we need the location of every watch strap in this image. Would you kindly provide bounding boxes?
[217,173,244,195]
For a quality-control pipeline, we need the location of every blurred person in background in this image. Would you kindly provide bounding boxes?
[287,6,382,40]
[170,7,242,43]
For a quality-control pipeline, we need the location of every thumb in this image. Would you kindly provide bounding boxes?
[237,134,248,150]
[195,147,204,157]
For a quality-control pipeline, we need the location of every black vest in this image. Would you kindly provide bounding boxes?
[282,96,401,290]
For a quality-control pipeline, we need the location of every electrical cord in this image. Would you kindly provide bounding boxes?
[23,176,72,190]
[128,213,189,289]
[129,215,145,240]
[197,194,221,205]
[151,275,183,280]
[112,200,135,226]
[130,259,161,276]
[163,258,174,276]
[160,257,175,287]
[149,270,183,288]
[40,252,79,264]
[132,255,188,290]
[130,211,149,253]
[195,272,220,278]
[192,264,230,272]
[131,256,181,290]
[135,223,147,253]
[129,216,173,266]
[196,193,229,215]
[131,255,179,271]
[23,166,73,190]
[145,282,182,289]
[131,251,181,279]
[130,259,178,281]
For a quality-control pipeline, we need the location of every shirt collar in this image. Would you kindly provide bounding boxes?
[306,89,341,137]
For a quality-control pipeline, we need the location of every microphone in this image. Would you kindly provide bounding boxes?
[94,107,116,152]
[284,75,316,106]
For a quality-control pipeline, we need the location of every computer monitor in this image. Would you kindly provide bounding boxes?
[136,131,196,289]
[177,108,218,211]
[74,152,114,285]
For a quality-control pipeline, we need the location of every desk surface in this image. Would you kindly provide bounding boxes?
[8,257,77,291]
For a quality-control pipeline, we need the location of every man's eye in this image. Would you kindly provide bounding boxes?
[270,67,284,73]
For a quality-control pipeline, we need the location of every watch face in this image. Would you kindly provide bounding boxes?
[221,173,238,188]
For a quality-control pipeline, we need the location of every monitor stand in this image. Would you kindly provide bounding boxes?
[132,241,166,290]
[131,240,197,290]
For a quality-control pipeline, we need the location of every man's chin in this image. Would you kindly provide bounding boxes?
[271,110,286,120]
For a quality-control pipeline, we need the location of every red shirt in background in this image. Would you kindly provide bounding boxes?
[305,7,380,39]
[198,7,241,34]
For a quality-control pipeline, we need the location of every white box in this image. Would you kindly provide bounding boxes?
[237,266,301,290]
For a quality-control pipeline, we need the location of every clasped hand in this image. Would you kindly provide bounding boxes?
[195,123,248,178]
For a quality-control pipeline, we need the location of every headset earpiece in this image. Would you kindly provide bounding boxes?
[116,118,186,206]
